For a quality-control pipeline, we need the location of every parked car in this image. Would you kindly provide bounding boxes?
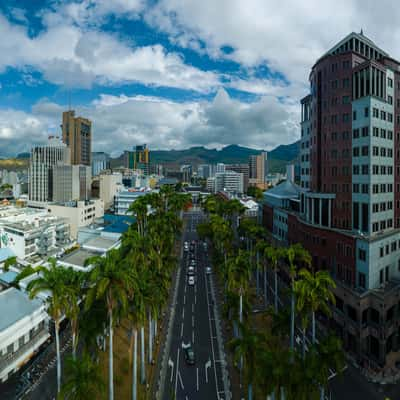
[184,346,195,365]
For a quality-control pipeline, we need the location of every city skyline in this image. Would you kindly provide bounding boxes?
[1,1,400,157]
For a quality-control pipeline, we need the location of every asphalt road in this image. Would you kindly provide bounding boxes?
[161,209,229,400]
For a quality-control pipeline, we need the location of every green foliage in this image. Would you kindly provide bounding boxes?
[246,186,264,201]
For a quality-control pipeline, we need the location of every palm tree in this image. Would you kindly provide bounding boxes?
[59,353,105,400]
[295,269,336,344]
[21,259,69,394]
[85,249,132,400]
[264,245,284,312]
[229,323,260,400]
[64,269,84,360]
[227,250,252,325]
[284,244,311,353]
[3,255,16,272]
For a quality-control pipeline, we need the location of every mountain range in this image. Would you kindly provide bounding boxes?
[0,141,299,173]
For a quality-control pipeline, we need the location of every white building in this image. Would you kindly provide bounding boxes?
[48,199,104,239]
[99,172,123,210]
[0,287,49,382]
[114,190,149,215]
[0,208,70,260]
[29,137,70,204]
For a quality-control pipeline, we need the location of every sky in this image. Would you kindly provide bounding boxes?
[0,0,399,157]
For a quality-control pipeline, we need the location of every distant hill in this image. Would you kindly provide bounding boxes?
[1,141,300,173]
[111,141,299,173]
[0,158,29,171]
[16,152,30,159]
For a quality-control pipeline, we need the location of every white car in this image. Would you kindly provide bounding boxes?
[187,266,195,275]
[188,276,195,285]
[206,267,212,274]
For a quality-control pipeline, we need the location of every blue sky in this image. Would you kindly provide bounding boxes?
[0,0,398,156]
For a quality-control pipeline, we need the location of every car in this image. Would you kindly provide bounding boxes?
[188,276,195,285]
[206,267,212,274]
[190,260,196,266]
[187,266,195,275]
[184,346,195,365]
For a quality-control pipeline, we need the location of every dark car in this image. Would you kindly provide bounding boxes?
[184,346,195,365]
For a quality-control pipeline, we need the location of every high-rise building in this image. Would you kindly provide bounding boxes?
[62,110,92,166]
[249,152,267,187]
[52,165,91,203]
[263,31,400,367]
[208,171,244,194]
[99,172,123,210]
[215,163,226,174]
[29,137,70,203]
[124,144,150,175]
[197,164,212,179]
[92,152,109,176]
[226,164,250,192]
[180,165,192,183]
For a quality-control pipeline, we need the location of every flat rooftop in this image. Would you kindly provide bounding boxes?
[83,236,118,252]
[60,248,98,268]
[0,288,43,332]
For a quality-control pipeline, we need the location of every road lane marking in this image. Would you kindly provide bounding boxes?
[168,358,174,382]
[178,371,184,390]
[192,315,194,328]
[183,294,186,305]
[181,322,184,337]
[182,308,185,319]
[192,303,194,313]
[192,330,194,344]
[175,348,180,398]
[196,367,199,391]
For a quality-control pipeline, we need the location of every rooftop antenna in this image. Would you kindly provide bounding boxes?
[360,28,364,35]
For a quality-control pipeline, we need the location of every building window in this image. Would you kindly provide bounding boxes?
[380,269,384,284]
[353,128,359,138]
[352,111,357,121]
[353,147,360,157]
[362,184,368,193]
[388,95,393,105]
[343,96,350,104]
[362,127,369,137]
[358,249,366,261]
[361,146,369,156]
[380,247,384,257]
[381,110,386,120]
[353,183,359,193]
[388,77,393,88]
[381,128,386,138]
[343,113,350,122]
[388,112,393,122]
[362,164,369,175]
[358,272,366,289]
[373,127,379,137]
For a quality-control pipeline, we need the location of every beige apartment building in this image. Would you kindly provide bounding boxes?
[48,199,104,239]
[99,172,123,210]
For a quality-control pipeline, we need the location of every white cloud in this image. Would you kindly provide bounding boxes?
[145,0,400,86]
[0,91,299,158]
[0,11,219,92]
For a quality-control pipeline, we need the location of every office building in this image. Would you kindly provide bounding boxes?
[124,144,150,175]
[99,172,123,210]
[180,165,192,183]
[92,152,109,176]
[263,31,400,367]
[215,163,226,174]
[52,165,91,203]
[207,171,244,194]
[226,164,250,192]
[249,152,267,187]
[48,199,104,239]
[29,137,70,203]
[197,164,212,179]
[61,110,92,166]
